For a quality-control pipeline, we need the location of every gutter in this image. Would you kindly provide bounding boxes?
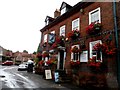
[113,0,120,87]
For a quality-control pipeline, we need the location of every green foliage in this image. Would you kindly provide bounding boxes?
[23,50,28,53]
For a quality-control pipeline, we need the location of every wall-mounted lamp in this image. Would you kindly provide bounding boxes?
[80,9,84,14]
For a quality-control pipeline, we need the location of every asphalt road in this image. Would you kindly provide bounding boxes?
[0,65,82,90]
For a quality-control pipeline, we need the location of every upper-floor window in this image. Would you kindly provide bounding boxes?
[48,31,55,44]
[60,25,65,36]
[72,18,80,30]
[44,34,47,43]
[89,40,102,62]
[89,7,101,24]
[61,7,66,15]
[45,17,49,26]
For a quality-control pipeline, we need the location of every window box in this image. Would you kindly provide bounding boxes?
[51,36,65,49]
[68,30,80,40]
[86,22,101,35]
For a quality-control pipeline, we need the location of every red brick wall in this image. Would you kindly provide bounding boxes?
[41,2,116,71]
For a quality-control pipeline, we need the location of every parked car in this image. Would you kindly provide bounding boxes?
[18,64,28,71]
[2,60,13,66]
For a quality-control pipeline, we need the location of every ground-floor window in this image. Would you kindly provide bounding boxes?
[71,45,80,61]
[89,40,102,62]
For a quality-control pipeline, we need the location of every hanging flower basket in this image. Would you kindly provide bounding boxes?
[36,53,42,58]
[42,51,49,58]
[93,43,116,56]
[70,46,81,53]
[88,57,101,70]
[46,58,57,66]
[51,36,65,49]
[67,30,80,40]
[86,22,101,35]
[39,60,44,66]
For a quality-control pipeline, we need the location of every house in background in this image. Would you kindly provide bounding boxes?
[38,1,120,89]
[0,46,3,63]
[0,46,14,63]
[13,51,36,65]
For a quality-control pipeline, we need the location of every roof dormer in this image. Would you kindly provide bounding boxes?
[45,16,55,26]
[60,2,72,15]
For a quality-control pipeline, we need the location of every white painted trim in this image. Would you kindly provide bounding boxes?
[63,52,66,70]
[60,25,65,36]
[72,18,80,31]
[89,7,101,24]
[57,51,66,70]
[57,52,60,69]
[44,34,47,43]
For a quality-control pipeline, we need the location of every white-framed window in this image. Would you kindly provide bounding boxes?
[72,18,80,30]
[89,7,101,24]
[61,7,66,15]
[44,34,47,43]
[60,25,65,36]
[89,40,102,62]
[71,45,80,61]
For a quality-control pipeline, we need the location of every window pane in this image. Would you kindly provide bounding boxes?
[60,25,65,36]
[91,10,99,23]
[72,18,79,30]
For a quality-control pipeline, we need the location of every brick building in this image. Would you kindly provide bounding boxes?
[39,1,120,88]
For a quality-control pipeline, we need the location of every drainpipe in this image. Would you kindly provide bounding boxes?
[113,0,120,87]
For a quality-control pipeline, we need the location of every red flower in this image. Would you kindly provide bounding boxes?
[39,60,44,65]
[36,53,42,58]
[88,57,101,70]
[46,58,57,66]
[93,43,116,56]
[70,60,80,67]
[51,42,58,49]
[42,52,49,57]
[71,46,81,53]
[67,30,80,40]
[86,22,101,34]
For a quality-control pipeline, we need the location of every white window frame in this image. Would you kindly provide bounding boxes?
[44,34,47,43]
[60,25,65,36]
[61,7,66,15]
[89,40,102,62]
[72,18,80,31]
[89,7,101,24]
[71,45,80,61]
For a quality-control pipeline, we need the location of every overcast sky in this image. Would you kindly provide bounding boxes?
[0,0,81,53]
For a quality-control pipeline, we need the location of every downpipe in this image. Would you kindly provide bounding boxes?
[113,0,120,87]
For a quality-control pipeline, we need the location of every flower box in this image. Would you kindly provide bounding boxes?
[68,30,80,40]
[86,22,101,35]
[51,36,65,49]
[70,60,80,67]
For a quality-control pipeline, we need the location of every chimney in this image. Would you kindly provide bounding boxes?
[54,9,60,19]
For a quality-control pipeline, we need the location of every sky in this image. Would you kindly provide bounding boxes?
[0,0,81,54]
